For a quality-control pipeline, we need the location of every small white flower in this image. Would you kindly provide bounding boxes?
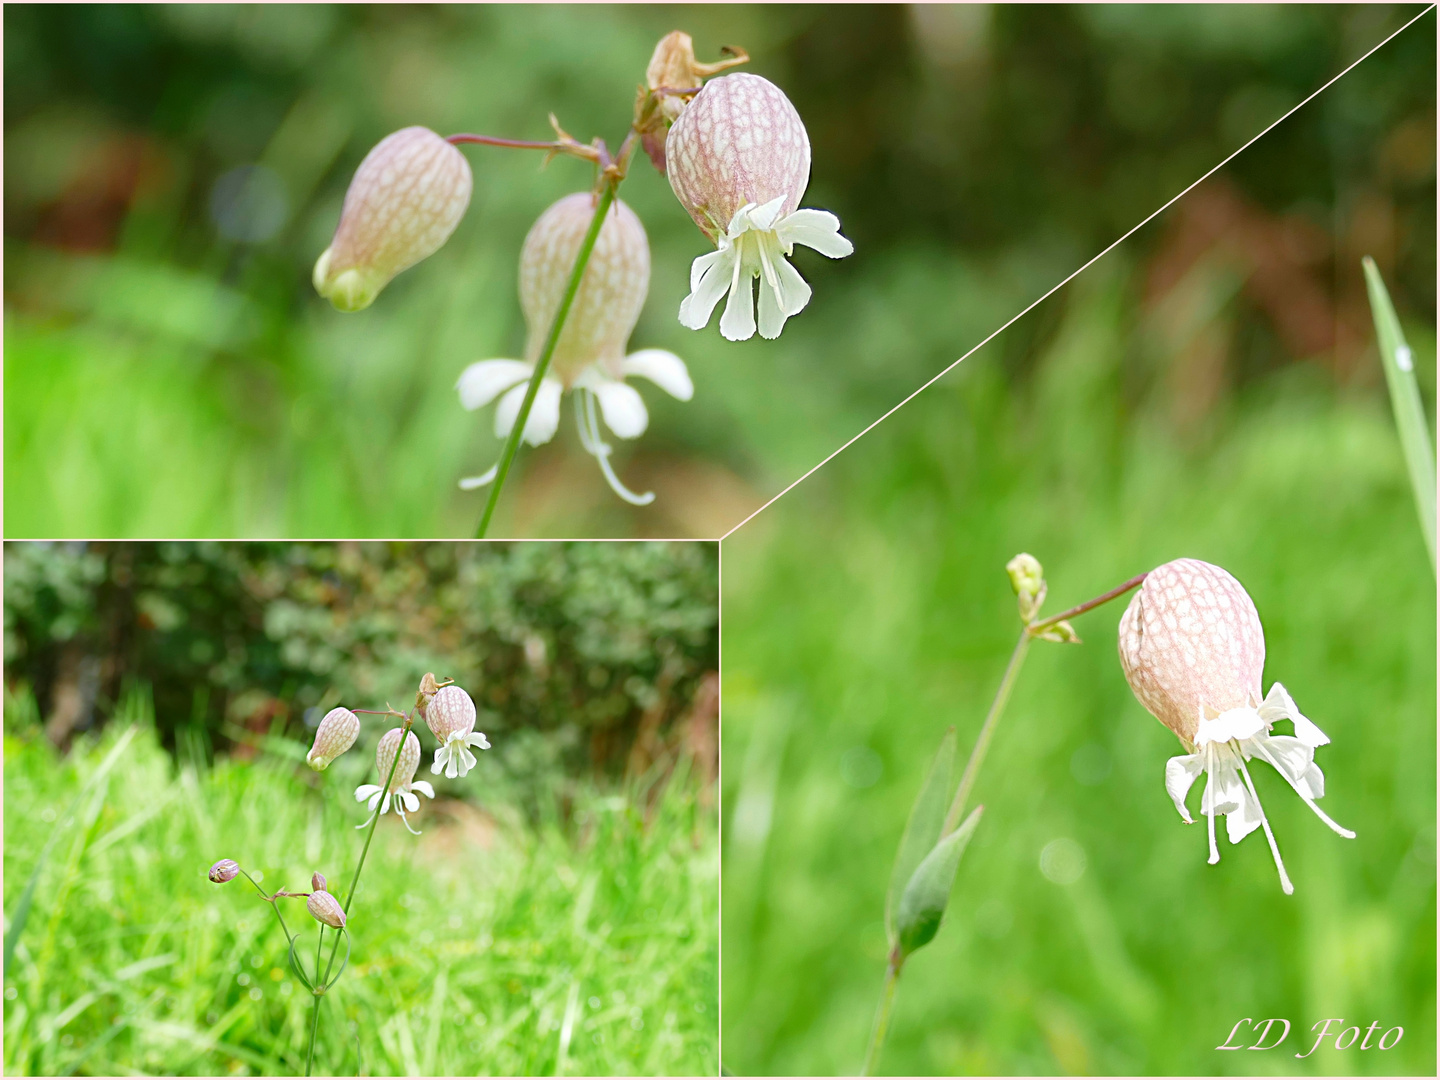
[666,73,853,341]
[1118,559,1354,894]
[354,727,434,835]
[457,193,692,505]
[423,684,491,779]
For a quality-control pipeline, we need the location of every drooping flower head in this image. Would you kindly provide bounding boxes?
[354,727,434,835]
[424,684,491,779]
[208,859,240,884]
[313,126,473,312]
[1117,559,1354,894]
[306,889,347,929]
[667,72,853,341]
[306,706,361,771]
[456,192,693,504]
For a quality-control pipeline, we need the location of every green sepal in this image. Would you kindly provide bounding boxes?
[894,805,984,960]
[885,727,955,945]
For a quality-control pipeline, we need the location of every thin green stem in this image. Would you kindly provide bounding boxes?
[944,631,1031,835]
[862,958,901,1075]
[1028,573,1146,635]
[238,868,296,949]
[475,178,621,538]
[305,923,323,1077]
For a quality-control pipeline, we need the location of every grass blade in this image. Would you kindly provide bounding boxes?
[885,727,955,944]
[4,724,138,978]
[1363,256,1436,575]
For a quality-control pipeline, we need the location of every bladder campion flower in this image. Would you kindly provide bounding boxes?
[209,859,240,884]
[354,727,434,835]
[456,191,692,504]
[667,72,853,341]
[424,684,491,779]
[307,890,347,929]
[1117,558,1354,894]
[313,126,473,312]
[306,707,361,771]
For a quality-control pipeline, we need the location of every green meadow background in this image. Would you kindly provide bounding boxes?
[4,541,719,1075]
[719,248,1436,1073]
[5,4,1435,537]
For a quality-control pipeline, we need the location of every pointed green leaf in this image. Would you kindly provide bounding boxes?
[885,727,955,944]
[1363,256,1436,575]
[895,805,985,959]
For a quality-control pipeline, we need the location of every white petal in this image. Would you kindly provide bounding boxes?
[445,752,459,779]
[431,747,448,774]
[718,256,756,342]
[458,466,498,491]
[678,249,735,330]
[410,780,435,799]
[1260,683,1329,747]
[457,745,477,775]
[457,360,533,411]
[1254,735,1322,799]
[377,792,390,815]
[1164,755,1203,823]
[401,791,420,813]
[723,201,761,237]
[746,196,788,232]
[1201,753,1246,818]
[355,784,382,803]
[495,377,563,446]
[1194,706,1266,747]
[590,378,649,439]
[776,208,854,259]
[755,244,811,340]
[467,732,491,750]
[621,349,693,401]
[1224,785,1265,845]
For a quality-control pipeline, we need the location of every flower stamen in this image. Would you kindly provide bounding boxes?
[1231,739,1294,895]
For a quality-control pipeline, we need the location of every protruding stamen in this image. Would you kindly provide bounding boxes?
[1204,744,1220,865]
[459,465,499,490]
[1249,740,1356,839]
[1232,742,1294,895]
[577,391,655,506]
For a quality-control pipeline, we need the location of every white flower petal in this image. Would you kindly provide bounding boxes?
[1194,706,1266,747]
[495,377,563,446]
[458,466,498,491]
[776,208,854,259]
[1224,785,1265,845]
[432,747,450,774]
[718,256,756,342]
[1254,735,1322,799]
[678,248,735,330]
[401,791,420,813]
[746,196,788,232]
[411,780,435,799]
[1164,755,1203,823]
[621,349,693,401]
[457,360,533,411]
[1259,683,1329,746]
[1201,753,1246,818]
[590,378,649,439]
[467,732,491,750]
[355,784,382,803]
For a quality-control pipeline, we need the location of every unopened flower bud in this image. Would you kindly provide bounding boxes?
[636,32,749,172]
[313,126,472,312]
[307,890,346,929]
[1006,553,1046,623]
[208,859,240,884]
[307,707,361,771]
[312,871,327,892]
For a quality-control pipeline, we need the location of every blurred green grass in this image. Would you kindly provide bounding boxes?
[719,261,1436,1075]
[3,690,717,1076]
[4,5,1433,537]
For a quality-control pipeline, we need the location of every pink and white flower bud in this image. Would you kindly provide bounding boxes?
[311,871,327,892]
[666,73,852,340]
[455,193,693,505]
[1118,558,1353,894]
[353,727,434,835]
[313,127,472,312]
[307,889,347,929]
[306,707,361,771]
[424,684,490,780]
[209,859,240,884]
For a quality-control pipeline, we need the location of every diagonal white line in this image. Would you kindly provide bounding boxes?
[721,4,1437,541]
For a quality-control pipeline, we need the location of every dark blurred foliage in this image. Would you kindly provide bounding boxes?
[3,5,1433,536]
[3,541,720,802]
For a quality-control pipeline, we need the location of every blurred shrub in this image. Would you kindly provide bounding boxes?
[3,541,719,799]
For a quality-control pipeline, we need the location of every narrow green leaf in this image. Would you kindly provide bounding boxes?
[895,805,985,959]
[885,727,955,944]
[4,725,138,979]
[1363,256,1436,575]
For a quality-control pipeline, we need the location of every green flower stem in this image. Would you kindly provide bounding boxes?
[861,958,900,1076]
[305,925,324,1077]
[869,571,1150,1072]
[475,178,621,538]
